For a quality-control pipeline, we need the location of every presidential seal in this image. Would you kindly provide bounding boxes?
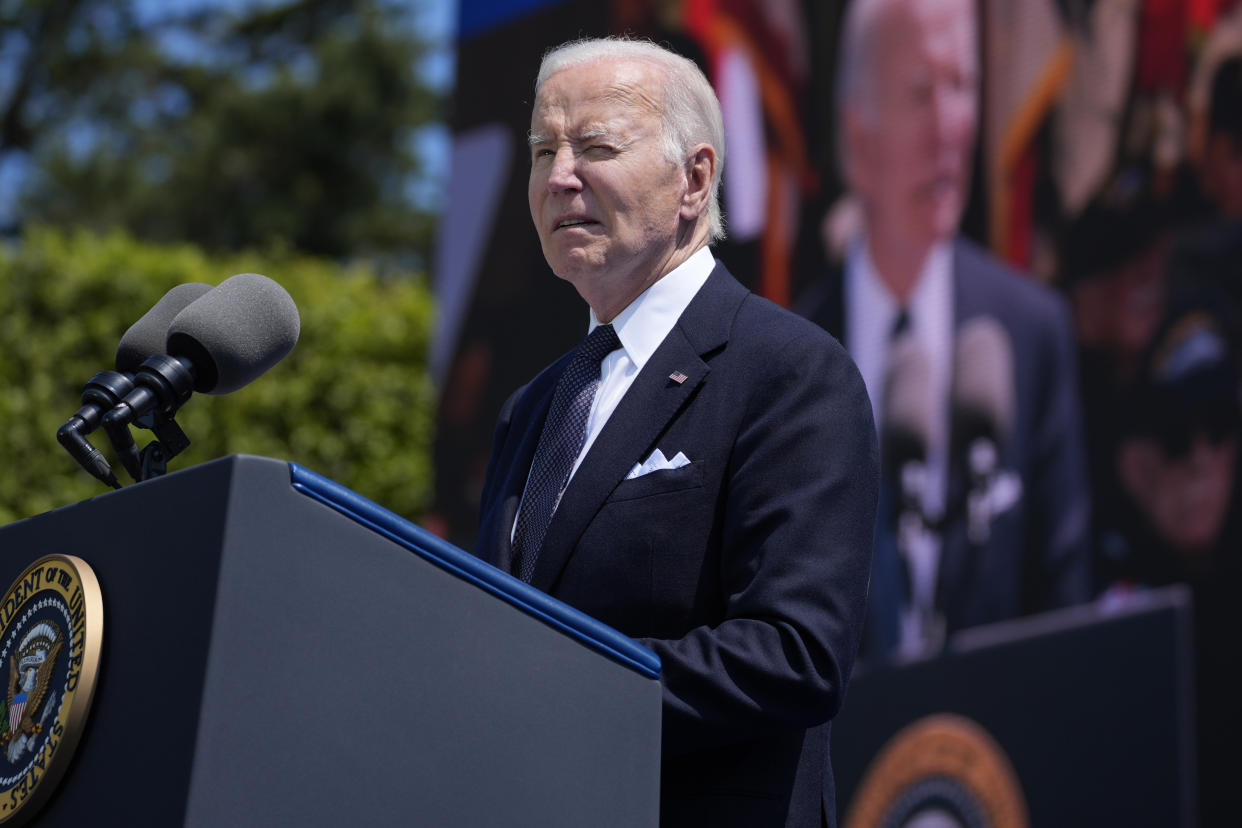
[0,555,102,825]
[844,713,1028,828]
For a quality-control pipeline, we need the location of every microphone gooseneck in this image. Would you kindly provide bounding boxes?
[57,371,135,489]
[58,282,214,488]
[101,354,198,481]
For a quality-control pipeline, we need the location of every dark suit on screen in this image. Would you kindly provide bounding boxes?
[477,261,879,827]
[798,238,1091,658]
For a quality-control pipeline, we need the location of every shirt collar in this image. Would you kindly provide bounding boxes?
[850,237,953,334]
[588,245,715,371]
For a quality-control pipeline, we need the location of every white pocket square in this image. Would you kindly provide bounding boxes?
[626,449,691,480]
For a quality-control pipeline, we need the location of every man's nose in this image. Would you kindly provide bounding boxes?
[932,85,976,149]
[547,147,582,192]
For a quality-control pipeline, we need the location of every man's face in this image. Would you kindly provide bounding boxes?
[528,58,688,319]
[1202,132,1242,219]
[848,0,978,249]
[1120,430,1237,558]
[1070,235,1170,373]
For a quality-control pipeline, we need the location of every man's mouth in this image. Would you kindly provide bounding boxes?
[556,218,596,230]
[924,172,961,197]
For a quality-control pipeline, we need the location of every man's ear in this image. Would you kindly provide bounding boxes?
[680,144,717,221]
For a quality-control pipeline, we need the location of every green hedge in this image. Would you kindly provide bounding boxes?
[0,226,435,525]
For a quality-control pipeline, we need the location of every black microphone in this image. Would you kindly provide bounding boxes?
[57,282,214,488]
[101,273,300,481]
[951,316,1017,543]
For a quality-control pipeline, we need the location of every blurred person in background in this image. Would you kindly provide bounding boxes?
[797,0,1092,666]
[1172,54,1242,334]
[1101,301,1242,822]
[1059,175,1177,589]
[1064,181,1175,387]
[1196,54,1242,222]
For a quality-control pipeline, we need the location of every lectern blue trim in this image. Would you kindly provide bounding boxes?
[288,462,662,680]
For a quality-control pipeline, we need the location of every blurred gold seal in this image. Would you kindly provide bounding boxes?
[844,713,1028,828]
[0,555,103,826]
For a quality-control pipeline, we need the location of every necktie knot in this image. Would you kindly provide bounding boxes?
[891,307,912,340]
[579,323,621,365]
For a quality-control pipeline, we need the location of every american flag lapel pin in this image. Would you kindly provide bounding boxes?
[669,370,689,385]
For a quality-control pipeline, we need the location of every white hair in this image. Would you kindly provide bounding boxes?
[535,37,727,242]
[835,0,890,186]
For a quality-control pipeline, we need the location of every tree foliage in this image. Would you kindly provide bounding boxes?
[1,0,439,265]
[0,226,436,525]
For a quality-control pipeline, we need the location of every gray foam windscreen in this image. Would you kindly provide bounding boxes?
[115,282,214,373]
[952,316,1016,442]
[883,332,934,464]
[165,273,300,394]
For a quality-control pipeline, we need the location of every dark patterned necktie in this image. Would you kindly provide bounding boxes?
[511,323,621,582]
[891,306,911,340]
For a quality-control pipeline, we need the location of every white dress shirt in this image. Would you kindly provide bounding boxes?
[512,245,715,539]
[576,245,716,478]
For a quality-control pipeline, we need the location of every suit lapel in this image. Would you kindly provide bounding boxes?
[478,361,564,570]
[799,262,847,343]
[528,263,744,591]
[826,264,847,343]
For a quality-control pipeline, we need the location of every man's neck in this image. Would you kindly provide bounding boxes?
[589,228,710,323]
[865,228,938,304]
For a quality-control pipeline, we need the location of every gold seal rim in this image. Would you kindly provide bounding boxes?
[0,554,103,826]
[843,712,1029,828]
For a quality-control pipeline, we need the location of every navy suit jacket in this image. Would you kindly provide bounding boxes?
[797,238,1091,656]
[477,262,879,827]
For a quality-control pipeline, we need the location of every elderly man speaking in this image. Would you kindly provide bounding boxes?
[475,38,878,827]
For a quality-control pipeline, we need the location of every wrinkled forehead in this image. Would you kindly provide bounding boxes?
[881,0,977,75]
[532,58,666,125]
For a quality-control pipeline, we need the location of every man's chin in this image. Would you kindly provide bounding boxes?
[548,252,602,285]
[927,197,964,237]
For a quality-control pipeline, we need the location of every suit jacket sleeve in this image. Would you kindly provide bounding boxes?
[639,324,879,755]
[1024,292,1092,610]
